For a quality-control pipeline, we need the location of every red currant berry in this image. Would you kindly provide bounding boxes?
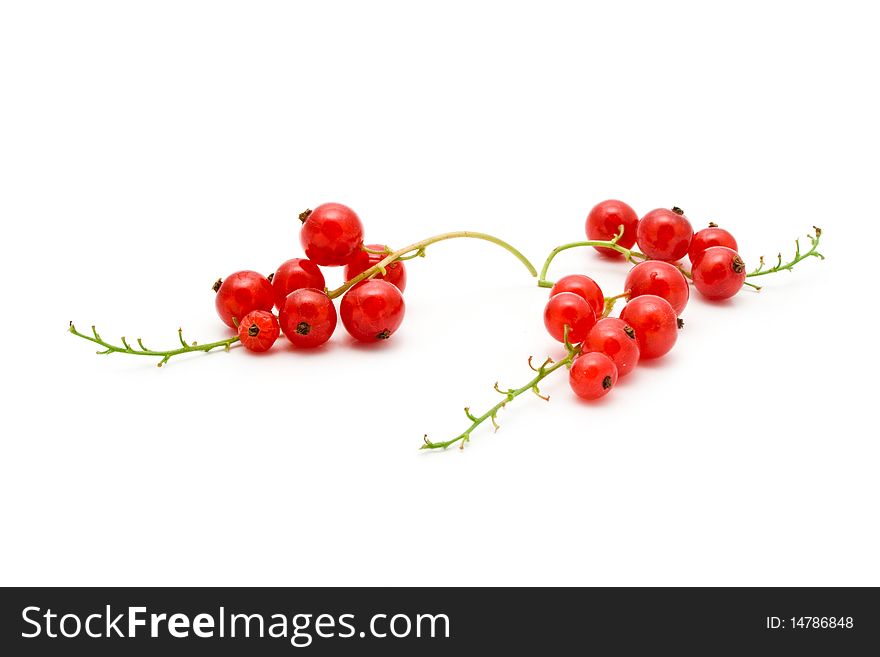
[585,199,639,257]
[271,258,326,310]
[636,207,693,262]
[550,274,604,318]
[619,294,678,359]
[340,280,406,343]
[238,310,280,353]
[569,352,618,401]
[692,246,747,300]
[543,292,597,344]
[299,203,365,267]
[279,288,338,348]
[214,271,274,329]
[584,317,640,377]
[624,260,690,315]
[688,224,738,266]
[344,245,407,292]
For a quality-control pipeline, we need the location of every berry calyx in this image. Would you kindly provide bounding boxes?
[238,310,280,353]
[543,292,597,344]
[636,208,694,262]
[689,225,738,266]
[340,280,406,343]
[344,244,408,292]
[271,259,326,310]
[584,317,640,377]
[619,294,678,359]
[214,271,274,329]
[549,274,604,318]
[624,260,690,315]
[299,202,365,267]
[279,288,338,348]
[585,199,639,257]
[569,352,618,401]
[692,246,747,300]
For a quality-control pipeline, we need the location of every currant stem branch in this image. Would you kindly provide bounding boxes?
[747,227,824,278]
[421,355,574,451]
[422,326,582,451]
[327,232,537,299]
[602,292,630,318]
[538,226,645,288]
[69,322,240,367]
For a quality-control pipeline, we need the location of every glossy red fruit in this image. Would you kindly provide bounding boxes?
[543,292,597,344]
[299,203,365,266]
[569,352,619,401]
[550,274,604,318]
[692,246,747,300]
[344,245,407,292]
[584,317,640,377]
[585,199,639,257]
[689,224,738,266]
[624,260,690,315]
[636,207,693,262]
[214,271,274,329]
[620,294,678,359]
[279,288,338,348]
[238,310,280,353]
[271,258,326,310]
[340,280,406,343]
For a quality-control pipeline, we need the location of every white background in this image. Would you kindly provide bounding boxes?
[1,1,877,587]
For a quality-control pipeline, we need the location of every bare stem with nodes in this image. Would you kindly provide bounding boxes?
[68,322,240,367]
[422,327,581,451]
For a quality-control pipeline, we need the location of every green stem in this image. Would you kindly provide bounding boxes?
[327,231,537,299]
[747,227,824,279]
[421,354,575,451]
[69,322,240,367]
[602,292,630,317]
[538,239,645,288]
[422,326,581,451]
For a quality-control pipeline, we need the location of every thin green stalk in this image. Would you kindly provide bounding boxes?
[538,226,644,288]
[602,292,630,317]
[421,355,574,451]
[747,227,824,278]
[328,231,537,299]
[422,327,581,451]
[69,322,240,367]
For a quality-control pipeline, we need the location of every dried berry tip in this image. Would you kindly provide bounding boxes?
[299,209,313,223]
[708,221,718,228]
[212,279,223,293]
[732,255,745,274]
[296,322,311,336]
[248,324,260,337]
[602,375,613,390]
[672,206,685,215]
[267,273,274,283]
[376,329,392,340]
[677,318,685,329]
[623,325,636,340]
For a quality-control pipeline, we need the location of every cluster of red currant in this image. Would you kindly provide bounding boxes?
[70,199,823,450]
[544,200,751,402]
[421,200,823,449]
[69,205,535,366]
[213,202,408,353]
